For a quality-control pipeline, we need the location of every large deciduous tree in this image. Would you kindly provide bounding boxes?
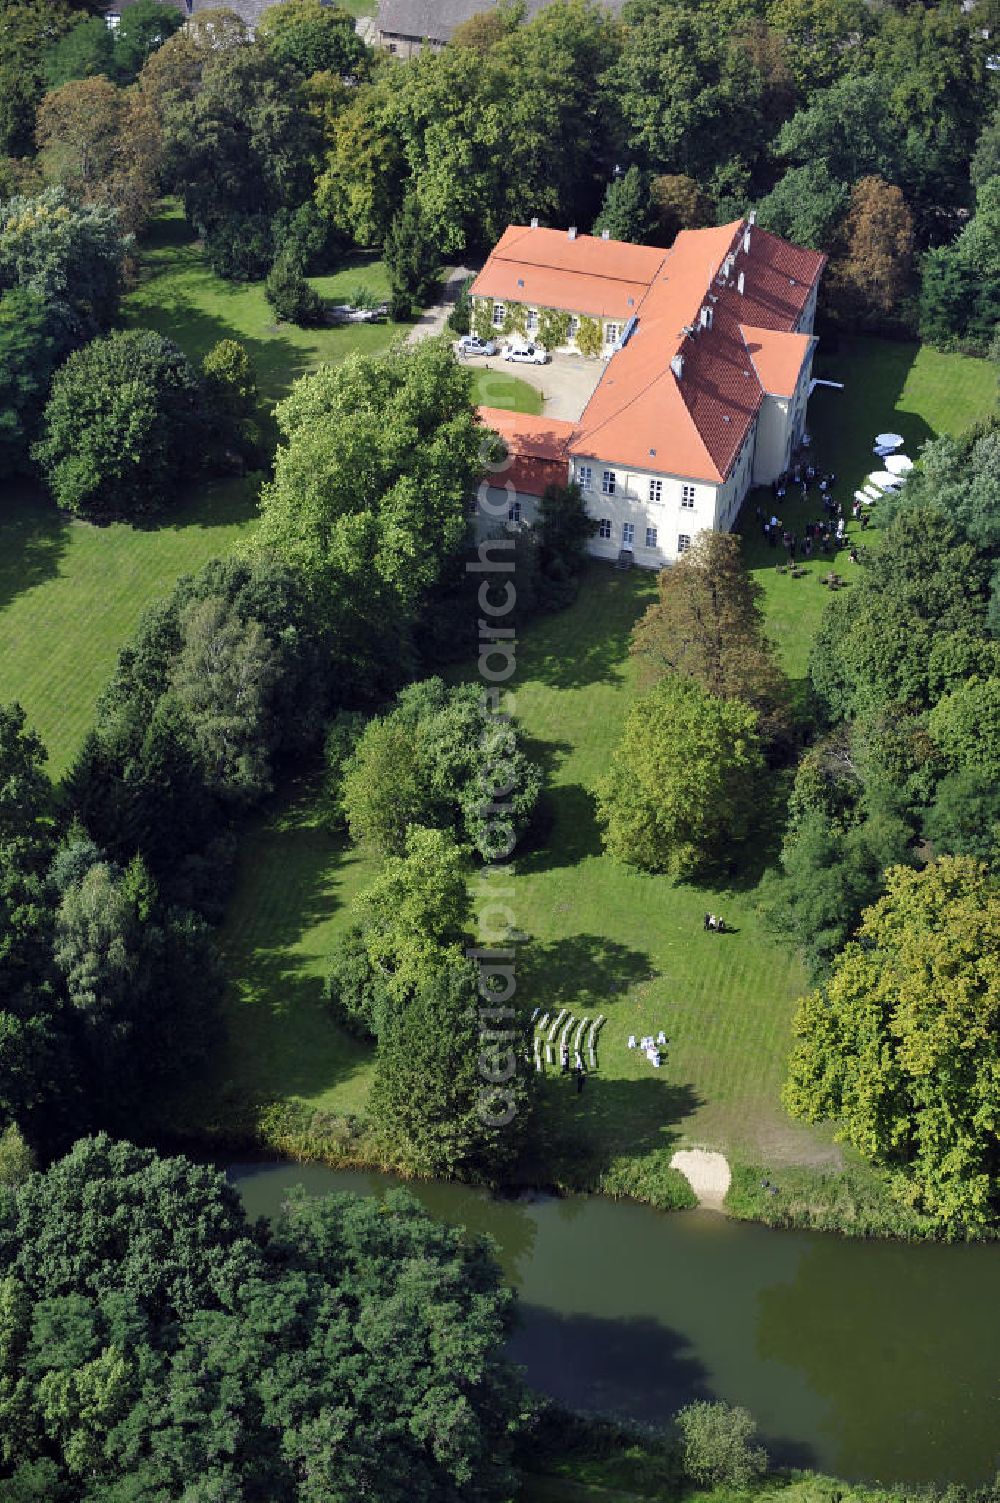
[254,339,482,624]
[257,0,367,79]
[0,0,76,157]
[161,42,319,278]
[0,188,125,347]
[630,531,788,739]
[0,288,60,474]
[784,856,1000,1231]
[33,328,202,519]
[338,677,541,860]
[828,176,914,322]
[35,75,162,234]
[0,1136,526,1498]
[596,676,765,879]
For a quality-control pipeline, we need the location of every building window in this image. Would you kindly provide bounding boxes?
[622,522,635,546]
[388,41,397,52]
[645,526,658,548]
[681,484,696,508]
[602,470,616,495]
[568,316,579,338]
[678,533,691,553]
[526,308,538,331]
[648,478,662,504]
[577,464,593,490]
[508,500,522,523]
[605,323,620,345]
[492,301,505,328]
[598,517,612,539]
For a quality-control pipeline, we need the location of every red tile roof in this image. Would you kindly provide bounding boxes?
[477,406,576,497]
[470,225,668,320]
[570,221,825,482]
[740,325,813,398]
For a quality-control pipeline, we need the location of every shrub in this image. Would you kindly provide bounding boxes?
[265,254,325,325]
[676,1401,768,1489]
[447,274,473,334]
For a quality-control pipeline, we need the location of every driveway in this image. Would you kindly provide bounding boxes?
[406,266,476,344]
[469,350,606,422]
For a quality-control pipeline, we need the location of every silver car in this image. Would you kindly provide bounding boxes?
[457,335,498,357]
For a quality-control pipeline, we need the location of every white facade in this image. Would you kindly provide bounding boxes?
[473,296,625,357]
[568,459,718,567]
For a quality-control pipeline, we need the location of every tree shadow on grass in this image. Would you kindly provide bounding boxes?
[519,565,653,691]
[126,289,318,405]
[0,483,68,615]
[519,933,656,1015]
[519,778,604,874]
[212,810,374,1102]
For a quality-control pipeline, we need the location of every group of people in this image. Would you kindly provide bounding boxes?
[755,454,869,562]
[770,463,836,504]
[560,1041,587,1092]
[703,912,727,933]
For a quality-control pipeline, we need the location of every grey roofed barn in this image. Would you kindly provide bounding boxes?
[376,0,623,47]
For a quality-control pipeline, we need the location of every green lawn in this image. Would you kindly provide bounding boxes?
[471,368,544,413]
[0,477,258,778]
[190,334,995,1182]
[0,202,422,779]
[123,202,411,403]
[738,335,995,680]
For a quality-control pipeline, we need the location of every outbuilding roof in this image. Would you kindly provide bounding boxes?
[477,407,576,497]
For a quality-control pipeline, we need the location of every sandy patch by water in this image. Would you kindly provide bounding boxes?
[671,1149,732,1210]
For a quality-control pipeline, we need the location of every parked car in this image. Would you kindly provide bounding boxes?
[457,334,498,356]
[504,342,548,365]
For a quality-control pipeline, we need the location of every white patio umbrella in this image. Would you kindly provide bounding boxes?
[885,453,913,475]
[874,432,904,449]
[868,470,903,491]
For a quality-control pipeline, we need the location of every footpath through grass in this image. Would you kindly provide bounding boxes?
[188,334,994,1191]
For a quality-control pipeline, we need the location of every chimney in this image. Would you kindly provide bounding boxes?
[670,354,684,379]
[737,270,745,296]
[743,227,751,254]
[530,216,539,229]
[699,305,712,330]
[748,209,756,226]
[601,229,610,240]
[568,226,578,240]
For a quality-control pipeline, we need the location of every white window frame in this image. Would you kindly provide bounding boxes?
[622,522,635,546]
[492,301,505,328]
[605,322,620,346]
[577,464,593,490]
[678,533,691,553]
[645,526,658,548]
[568,316,579,338]
[681,485,696,509]
[508,499,522,523]
[648,478,662,504]
[598,517,612,539]
[526,308,538,332]
[601,470,616,496]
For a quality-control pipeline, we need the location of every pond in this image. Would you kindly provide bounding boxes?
[231,1159,1000,1487]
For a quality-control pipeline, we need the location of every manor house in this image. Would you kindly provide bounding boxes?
[473,216,826,567]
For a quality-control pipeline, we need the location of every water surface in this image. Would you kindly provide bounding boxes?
[232,1160,1000,1486]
